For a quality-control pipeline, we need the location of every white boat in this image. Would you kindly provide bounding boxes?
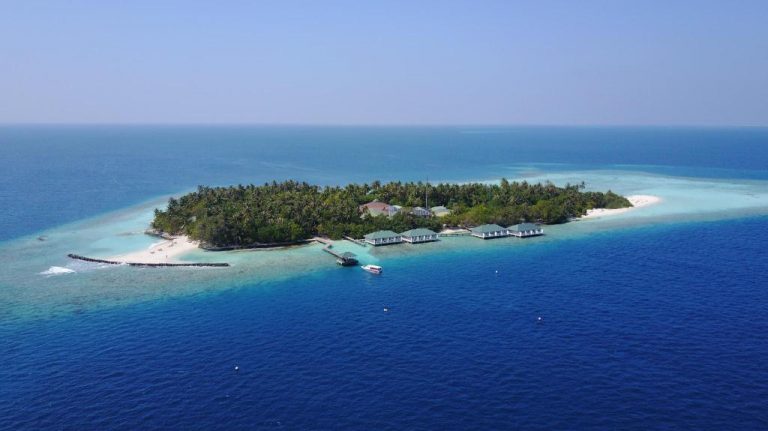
[361,264,382,274]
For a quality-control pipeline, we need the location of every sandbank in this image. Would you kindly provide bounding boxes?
[581,195,661,219]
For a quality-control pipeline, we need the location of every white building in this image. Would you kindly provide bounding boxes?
[430,206,451,217]
[364,230,403,246]
[507,223,544,238]
[410,206,431,217]
[400,228,439,243]
[469,224,509,239]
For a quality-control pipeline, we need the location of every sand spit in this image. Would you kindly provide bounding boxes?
[582,195,661,219]
[109,235,200,264]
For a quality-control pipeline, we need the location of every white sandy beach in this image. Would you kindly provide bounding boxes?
[581,195,661,219]
[110,235,200,264]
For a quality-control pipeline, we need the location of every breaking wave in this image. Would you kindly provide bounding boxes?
[40,266,76,276]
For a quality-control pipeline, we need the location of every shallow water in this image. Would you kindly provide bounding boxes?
[3,166,768,322]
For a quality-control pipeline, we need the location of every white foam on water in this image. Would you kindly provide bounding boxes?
[40,266,76,276]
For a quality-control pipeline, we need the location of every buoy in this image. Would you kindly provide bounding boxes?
[383,307,389,312]
[537,316,542,322]
[234,365,240,372]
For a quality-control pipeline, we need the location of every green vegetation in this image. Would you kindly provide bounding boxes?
[151,180,631,247]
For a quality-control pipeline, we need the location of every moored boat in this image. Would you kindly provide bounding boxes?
[361,264,382,274]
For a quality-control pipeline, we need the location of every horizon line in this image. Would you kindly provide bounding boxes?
[1,122,767,129]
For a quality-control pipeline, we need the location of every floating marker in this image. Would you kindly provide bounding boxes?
[234,365,240,372]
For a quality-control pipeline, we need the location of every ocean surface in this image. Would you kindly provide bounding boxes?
[1,126,768,429]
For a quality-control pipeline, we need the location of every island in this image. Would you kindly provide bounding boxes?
[149,179,632,249]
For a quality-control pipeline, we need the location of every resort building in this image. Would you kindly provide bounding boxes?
[430,206,451,217]
[410,206,431,217]
[508,223,544,238]
[364,230,403,246]
[469,224,509,239]
[335,252,359,266]
[400,228,439,243]
[359,201,400,218]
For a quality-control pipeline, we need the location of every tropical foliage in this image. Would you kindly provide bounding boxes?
[151,179,631,247]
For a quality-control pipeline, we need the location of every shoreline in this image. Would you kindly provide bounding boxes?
[581,195,661,219]
[105,235,322,265]
[105,197,662,263]
[3,165,767,322]
[109,235,200,264]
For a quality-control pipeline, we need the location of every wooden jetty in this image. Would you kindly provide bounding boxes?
[324,248,359,266]
[314,238,359,266]
[438,231,471,237]
[67,254,230,268]
[343,236,368,247]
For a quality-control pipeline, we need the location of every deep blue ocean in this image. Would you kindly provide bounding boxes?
[1,126,768,429]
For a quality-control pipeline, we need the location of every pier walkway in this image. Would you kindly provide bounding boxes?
[438,231,471,237]
[343,236,368,247]
[314,238,359,266]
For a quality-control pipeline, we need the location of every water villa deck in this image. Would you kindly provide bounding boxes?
[364,230,403,246]
[400,228,439,243]
[469,224,509,239]
[508,223,544,237]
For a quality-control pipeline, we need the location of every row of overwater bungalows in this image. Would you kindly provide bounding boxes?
[363,228,440,246]
[362,223,543,246]
[469,223,544,239]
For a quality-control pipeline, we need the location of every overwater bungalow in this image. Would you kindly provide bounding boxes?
[430,205,451,217]
[364,230,403,246]
[400,228,439,243]
[508,222,544,238]
[469,224,509,239]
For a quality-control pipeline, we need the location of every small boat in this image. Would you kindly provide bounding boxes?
[361,264,383,274]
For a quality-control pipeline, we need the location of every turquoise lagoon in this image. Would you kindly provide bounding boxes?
[2,167,767,320]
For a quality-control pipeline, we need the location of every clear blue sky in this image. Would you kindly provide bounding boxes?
[1,1,767,125]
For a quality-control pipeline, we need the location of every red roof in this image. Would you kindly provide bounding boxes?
[359,201,390,212]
